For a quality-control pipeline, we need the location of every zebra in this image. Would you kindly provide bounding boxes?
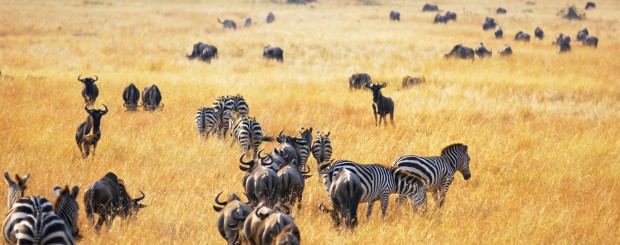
[392,143,471,208]
[311,131,332,164]
[230,95,249,117]
[318,160,427,219]
[3,172,30,209]
[53,186,80,239]
[231,117,274,159]
[3,196,75,245]
[195,107,219,139]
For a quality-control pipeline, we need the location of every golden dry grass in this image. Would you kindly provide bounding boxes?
[1,0,619,244]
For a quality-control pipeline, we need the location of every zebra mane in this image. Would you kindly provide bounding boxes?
[440,143,468,156]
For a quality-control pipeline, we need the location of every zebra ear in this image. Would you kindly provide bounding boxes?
[20,172,30,185]
[54,186,61,196]
[463,145,468,152]
[3,172,14,186]
[71,186,80,199]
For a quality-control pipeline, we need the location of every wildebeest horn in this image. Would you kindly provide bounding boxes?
[77,75,83,82]
[258,149,266,159]
[381,82,387,87]
[261,153,273,166]
[302,165,311,174]
[278,130,284,139]
[242,193,251,205]
[239,153,253,166]
[214,192,227,206]
[84,104,90,113]
[133,191,145,203]
[93,75,98,82]
[102,104,108,114]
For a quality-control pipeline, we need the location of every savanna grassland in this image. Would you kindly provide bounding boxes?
[1,0,619,244]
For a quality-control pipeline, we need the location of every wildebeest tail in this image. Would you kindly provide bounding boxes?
[262,136,274,142]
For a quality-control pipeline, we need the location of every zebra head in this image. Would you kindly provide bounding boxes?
[442,143,471,180]
[4,171,30,209]
[54,185,80,238]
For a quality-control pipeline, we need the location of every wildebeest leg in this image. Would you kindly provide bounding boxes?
[92,141,98,158]
[95,214,106,231]
[107,215,116,229]
[366,200,375,219]
[331,200,341,227]
[390,112,394,126]
[372,104,378,126]
[83,143,90,159]
[297,193,303,211]
[76,140,84,157]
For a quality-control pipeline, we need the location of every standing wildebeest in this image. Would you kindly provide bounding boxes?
[433,13,447,24]
[576,28,589,41]
[422,3,438,12]
[142,84,163,111]
[76,104,108,159]
[244,18,252,27]
[515,31,531,42]
[263,45,283,62]
[496,7,507,14]
[475,43,492,58]
[585,2,596,9]
[401,76,425,88]
[495,27,504,38]
[239,153,280,206]
[366,82,394,127]
[213,192,252,245]
[328,168,363,229]
[122,83,140,111]
[389,10,400,21]
[482,17,497,31]
[349,73,372,90]
[277,160,311,211]
[218,18,237,30]
[582,35,598,48]
[535,27,544,40]
[445,44,475,60]
[83,172,146,231]
[555,33,571,53]
[499,44,513,57]
[445,11,457,21]
[78,75,99,106]
[187,42,218,62]
[241,205,300,245]
[266,12,275,23]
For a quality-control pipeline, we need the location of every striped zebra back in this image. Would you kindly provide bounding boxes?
[320,160,393,202]
[311,131,332,164]
[232,95,249,116]
[53,186,80,238]
[3,196,74,245]
[248,118,264,144]
[195,108,207,135]
[195,107,219,138]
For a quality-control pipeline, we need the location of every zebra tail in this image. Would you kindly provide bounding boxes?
[261,136,275,142]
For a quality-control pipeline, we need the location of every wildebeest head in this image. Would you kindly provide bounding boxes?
[274,224,300,245]
[366,82,387,102]
[576,28,589,41]
[85,104,108,124]
[78,75,98,85]
[123,190,146,218]
[4,171,30,209]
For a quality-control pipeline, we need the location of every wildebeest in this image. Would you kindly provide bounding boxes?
[434,13,447,24]
[274,127,313,168]
[475,42,492,58]
[389,10,400,21]
[241,206,300,245]
[218,18,237,30]
[482,17,497,31]
[273,224,300,245]
[555,33,571,53]
[585,2,596,9]
[263,45,283,62]
[349,73,372,90]
[142,84,163,111]
[499,44,513,57]
[213,192,252,245]
[576,28,589,41]
[78,75,99,106]
[422,3,438,12]
[496,7,507,14]
[266,12,275,23]
[122,83,140,111]
[515,31,531,42]
[535,27,544,40]
[187,42,218,62]
[445,11,457,21]
[76,104,108,159]
[83,172,146,231]
[401,76,425,89]
[240,153,280,206]
[244,18,252,27]
[582,35,598,48]
[495,27,504,38]
[277,160,311,211]
[445,44,475,60]
[366,82,394,127]
[328,168,363,229]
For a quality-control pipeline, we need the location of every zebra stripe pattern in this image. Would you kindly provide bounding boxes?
[320,160,427,218]
[232,117,265,159]
[231,95,249,117]
[195,107,219,138]
[311,131,332,164]
[3,196,74,245]
[53,186,80,238]
[392,143,470,208]
[3,172,29,209]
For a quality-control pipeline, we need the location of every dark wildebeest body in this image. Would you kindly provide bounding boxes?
[475,43,492,58]
[582,36,598,48]
[445,11,457,21]
[122,83,140,111]
[515,31,531,42]
[390,10,400,21]
[576,28,589,41]
[142,85,163,111]
[277,160,311,212]
[241,206,300,245]
[434,13,447,24]
[187,42,218,62]
[496,7,507,14]
[78,75,99,106]
[244,18,252,27]
[349,73,372,90]
[556,33,571,53]
[445,44,475,60]
[83,172,146,231]
[535,27,544,40]
[263,45,283,62]
[213,193,252,245]
[366,82,394,127]
[76,105,108,159]
[495,27,503,38]
[499,45,513,57]
[218,19,237,30]
[402,76,425,89]
[329,169,363,229]
[239,154,280,207]
[482,17,497,31]
[422,3,438,12]
[585,2,596,10]
[266,12,275,23]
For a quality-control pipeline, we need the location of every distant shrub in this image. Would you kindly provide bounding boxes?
[558,5,585,20]
[287,0,315,4]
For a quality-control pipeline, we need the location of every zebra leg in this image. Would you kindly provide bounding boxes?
[438,178,453,208]
[379,194,390,219]
[372,104,378,126]
[366,200,376,220]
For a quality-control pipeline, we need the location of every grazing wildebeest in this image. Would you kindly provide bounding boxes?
[576,28,589,41]
[263,45,283,62]
[422,3,438,11]
[366,82,394,127]
[482,17,497,31]
[535,27,544,40]
[266,12,275,23]
[496,7,507,14]
[142,84,163,111]
[83,172,146,231]
[401,76,425,89]
[122,83,140,111]
[244,18,252,27]
[515,31,531,42]
[213,192,252,245]
[445,11,457,21]
[76,104,108,159]
[585,2,596,9]
[445,44,475,60]
[328,168,363,229]
[499,44,513,57]
[241,206,300,245]
[556,33,571,53]
[495,27,504,38]
[187,42,218,62]
[389,10,400,21]
[434,13,447,24]
[277,160,311,211]
[475,42,492,58]
[218,18,237,30]
[349,73,372,90]
[582,35,598,48]
[78,75,99,106]
[273,224,300,245]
